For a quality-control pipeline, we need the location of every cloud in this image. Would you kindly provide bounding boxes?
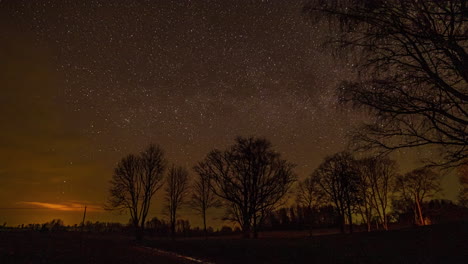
[17,201,103,212]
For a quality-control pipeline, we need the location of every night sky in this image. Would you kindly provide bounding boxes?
[0,0,459,227]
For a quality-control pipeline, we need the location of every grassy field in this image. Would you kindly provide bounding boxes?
[1,223,467,263]
[142,223,468,264]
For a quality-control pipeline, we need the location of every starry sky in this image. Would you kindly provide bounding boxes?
[0,0,459,227]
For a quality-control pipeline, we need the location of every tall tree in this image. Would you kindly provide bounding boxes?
[395,167,442,225]
[189,167,221,237]
[313,152,360,233]
[139,144,167,230]
[195,136,296,238]
[354,158,374,232]
[358,156,397,230]
[368,157,397,230]
[305,0,468,167]
[164,165,189,237]
[106,144,166,240]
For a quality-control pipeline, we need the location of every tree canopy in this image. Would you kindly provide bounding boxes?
[305,0,468,167]
[195,136,297,238]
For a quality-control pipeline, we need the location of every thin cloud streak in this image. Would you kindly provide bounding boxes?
[17,201,103,212]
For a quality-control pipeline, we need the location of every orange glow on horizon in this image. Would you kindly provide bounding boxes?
[17,201,103,212]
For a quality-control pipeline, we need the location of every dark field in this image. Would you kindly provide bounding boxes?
[0,232,191,264]
[1,223,467,264]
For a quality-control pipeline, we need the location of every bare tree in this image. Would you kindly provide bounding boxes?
[164,165,189,237]
[354,159,375,232]
[395,167,442,225]
[139,144,166,229]
[297,174,325,209]
[189,168,221,237]
[195,136,296,238]
[296,174,325,235]
[358,156,397,230]
[368,157,397,230]
[106,144,166,240]
[313,152,360,233]
[305,0,468,167]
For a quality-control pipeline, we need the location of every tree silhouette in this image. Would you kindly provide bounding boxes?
[106,144,166,240]
[297,174,325,209]
[357,156,397,230]
[313,152,360,233]
[189,167,221,237]
[395,167,442,225]
[164,165,189,237]
[195,136,296,238]
[296,174,325,234]
[354,158,375,232]
[305,0,468,167]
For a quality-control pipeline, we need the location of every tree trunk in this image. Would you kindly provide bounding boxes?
[415,197,425,226]
[339,212,345,234]
[135,226,143,241]
[133,218,143,240]
[242,223,251,238]
[307,206,313,237]
[382,212,388,230]
[253,216,258,239]
[242,228,250,238]
[170,212,176,238]
[347,208,353,233]
[203,210,207,239]
[171,222,176,238]
[365,206,371,232]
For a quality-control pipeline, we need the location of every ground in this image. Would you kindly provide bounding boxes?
[1,223,467,263]
[143,223,468,263]
[0,232,191,264]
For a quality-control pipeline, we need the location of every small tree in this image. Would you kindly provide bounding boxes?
[297,175,325,209]
[357,156,397,230]
[313,152,360,233]
[296,174,325,234]
[164,165,189,237]
[395,167,442,225]
[189,168,221,237]
[195,136,296,238]
[106,144,166,240]
[354,159,374,232]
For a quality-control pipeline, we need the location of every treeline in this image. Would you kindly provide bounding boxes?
[263,199,468,233]
[5,137,467,239]
[7,196,467,236]
[104,137,468,239]
[295,152,468,233]
[4,218,239,237]
[3,220,124,233]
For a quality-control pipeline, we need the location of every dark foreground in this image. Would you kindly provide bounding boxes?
[0,232,191,264]
[143,223,468,264]
[1,223,467,264]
